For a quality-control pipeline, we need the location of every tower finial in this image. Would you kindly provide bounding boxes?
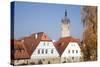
[65,9,67,17]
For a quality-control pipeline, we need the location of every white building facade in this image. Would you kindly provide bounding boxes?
[61,42,82,63]
[30,33,60,64]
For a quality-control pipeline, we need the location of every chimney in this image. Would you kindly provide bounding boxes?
[21,40,24,43]
[35,33,38,39]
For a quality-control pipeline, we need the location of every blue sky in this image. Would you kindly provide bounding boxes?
[13,1,83,40]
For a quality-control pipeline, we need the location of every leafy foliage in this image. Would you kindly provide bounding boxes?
[81,6,97,61]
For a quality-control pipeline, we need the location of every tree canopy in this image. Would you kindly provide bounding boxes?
[81,6,97,61]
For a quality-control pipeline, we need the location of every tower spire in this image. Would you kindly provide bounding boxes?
[61,9,70,37]
[65,9,67,18]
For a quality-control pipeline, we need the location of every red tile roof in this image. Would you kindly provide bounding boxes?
[11,40,30,60]
[11,32,53,60]
[23,32,52,56]
[54,36,80,56]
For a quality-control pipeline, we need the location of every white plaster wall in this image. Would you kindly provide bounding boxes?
[61,22,70,37]
[31,41,59,60]
[61,42,81,57]
[14,59,30,65]
[61,42,81,62]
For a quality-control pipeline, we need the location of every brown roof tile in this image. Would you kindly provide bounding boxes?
[54,36,80,56]
[11,40,30,60]
[11,32,56,60]
[22,32,52,56]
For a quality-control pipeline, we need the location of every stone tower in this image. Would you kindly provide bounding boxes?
[61,10,70,37]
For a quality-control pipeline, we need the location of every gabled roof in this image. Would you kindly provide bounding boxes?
[54,36,80,56]
[19,32,52,56]
[11,40,30,60]
[11,32,53,60]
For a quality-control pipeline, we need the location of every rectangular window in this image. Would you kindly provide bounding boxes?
[76,50,78,53]
[72,50,74,53]
[47,42,49,46]
[42,49,44,54]
[38,49,40,54]
[44,42,45,46]
[68,50,70,53]
[45,49,48,54]
[51,49,53,54]
[72,57,74,60]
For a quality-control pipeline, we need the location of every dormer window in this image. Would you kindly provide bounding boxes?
[61,42,64,46]
[44,35,46,38]
[21,49,25,53]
